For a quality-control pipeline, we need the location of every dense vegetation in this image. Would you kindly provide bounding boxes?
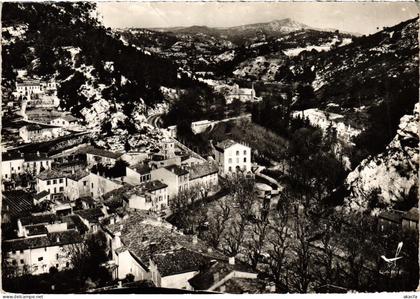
[2,2,193,118]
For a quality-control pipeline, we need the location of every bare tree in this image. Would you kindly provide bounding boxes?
[246,216,270,270]
[207,199,231,249]
[290,213,314,293]
[263,207,291,292]
[224,214,247,256]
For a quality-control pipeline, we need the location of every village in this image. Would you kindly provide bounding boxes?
[2,72,286,293]
[1,2,419,294]
[2,70,418,294]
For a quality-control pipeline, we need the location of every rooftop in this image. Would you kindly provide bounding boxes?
[24,123,61,131]
[214,139,243,151]
[403,207,419,222]
[25,224,48,236]
[141,180,168,192]
[105,211,225,269]
[2,151,24,161]
[164,165,189,176]
[132,163,151,175]
[2,190,34,219]
[19,213,58,226]
[152,248,213,277]
[84,146,123,159]
[37,168,89,181]
[34,190,50,201]
[74,207,106,224]
[188,260,254,291]
[59,114,78,122]
[188,162,218,180]
[23,152,51,162]
[2,230,82,252]
[378,210,405,223]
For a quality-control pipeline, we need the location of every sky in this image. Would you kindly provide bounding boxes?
[97,1,419,35]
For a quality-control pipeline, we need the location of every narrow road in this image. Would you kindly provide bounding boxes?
[146,113,163,128]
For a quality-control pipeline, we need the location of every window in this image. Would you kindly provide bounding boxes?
[59,178,63,184]
[18,166,20,171]
[83,181,87,186]
[11,250,16,255]
[38,257,43,261]
[236,151,239,156]
[59,187,64,192]
[5,174,7,178]
[237,158,239,163]
[53,179,57,184]
[11,167,14,171]
[20,259,24,264]
[91,183,94,188]
[12,260,17,266]
[228,166,232,172]
[244,150,247,155]
[228,158,232,163]
[56,254,59,259]
[20,250,24,254]
[244,157,247,162]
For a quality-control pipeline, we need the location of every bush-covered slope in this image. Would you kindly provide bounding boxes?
[2,2,190,117]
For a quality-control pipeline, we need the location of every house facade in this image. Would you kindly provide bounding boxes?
[49,115,78,128]
[19,124,64,143]
[213,140,251,175]
[2,230,82,277]
[127,180,168,212]
[151,165,189,201]
[2,152,53,180]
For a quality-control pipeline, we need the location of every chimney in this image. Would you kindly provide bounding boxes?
[228,256,235,265]
[192,235,198,244]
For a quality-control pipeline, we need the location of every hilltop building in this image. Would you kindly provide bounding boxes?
[226,84,256,104]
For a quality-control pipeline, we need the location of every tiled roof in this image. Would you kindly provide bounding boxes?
[403,207,419,222]
[61,115,78,122]
[37,169,68,180]
[152,248,213,277]
[214,139,238,151]
[164,165,189,176]
[16,79,41,86]
[26,224,48,236]
[2,151,24,161]
[34,190,50,200]
[2,230,82,252]
[19,213,58,226]
[37,168,89,181]
[84,146,122,159]
[222,278,267,294]
[2,190,34,218]
[142,180,168,192]
[378,210,405,223]
[23,152,51,162]
[132,163,151,175]
[188,260,253,291]
[105,212,225,270]
[66,169,89,181]
[74,207,105,224]
[24,123,60,131]
[188,162,218,180]
[61,214,89,235]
